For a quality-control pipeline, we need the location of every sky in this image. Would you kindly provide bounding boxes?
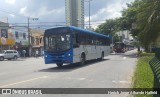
[0,0,135,29]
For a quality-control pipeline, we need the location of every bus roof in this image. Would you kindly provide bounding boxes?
[45,26,110,38]
[69,26,109,38]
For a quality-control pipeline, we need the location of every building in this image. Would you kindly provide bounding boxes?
[9,27,44,57]
[9,27,29,56]
[116,30,133,45]
[0,21,15,51]
[65,0,84,28]
[30,29,44,57]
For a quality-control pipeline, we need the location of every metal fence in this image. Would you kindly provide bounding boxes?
[149,48,160,97]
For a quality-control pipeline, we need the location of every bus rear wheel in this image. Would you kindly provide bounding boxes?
[80,54,85,66]
[100,52,104,60]
[56,63,63,68]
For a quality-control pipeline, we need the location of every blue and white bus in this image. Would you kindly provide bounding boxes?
[44,26,111,67]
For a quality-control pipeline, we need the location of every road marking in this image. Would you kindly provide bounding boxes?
[112,80,117,83]
[119,81,131,84]
[65,77,86,81]
[112,80,131,84]
[79,78,86,80]
[123,57,127,59]
[0,76,48,88]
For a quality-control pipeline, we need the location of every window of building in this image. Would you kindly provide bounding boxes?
[23,33,26,39]
[1,29,8,38]
[40,37,43,44]
[15,31,19,39]
[31,36,34,44]
[36,36,39,45]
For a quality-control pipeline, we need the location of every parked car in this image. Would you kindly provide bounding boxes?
[0,50,20,61]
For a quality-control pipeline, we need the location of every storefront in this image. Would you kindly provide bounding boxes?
[14,41,29,57]
[32,46,44,57]
[0,37,15,51]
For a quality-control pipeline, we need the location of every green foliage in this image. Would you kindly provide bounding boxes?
[137,0,160,46]
[95,18,121,35]
[96,0,160,50]
[121,0,142,36]
[132,53,154,97]
[95,18,122,43]
[113,34,121,42]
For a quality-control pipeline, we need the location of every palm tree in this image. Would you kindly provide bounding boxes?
[137,0,160,50]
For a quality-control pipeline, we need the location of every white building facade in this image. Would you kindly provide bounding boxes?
[9,27,29,56]
[65,0,84,28]
[9,27,29,46]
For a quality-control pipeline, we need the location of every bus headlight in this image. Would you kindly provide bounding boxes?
[68,54,71,57]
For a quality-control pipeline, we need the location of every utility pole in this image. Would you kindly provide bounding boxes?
[28,17,38,57]
[86,0,92,30]
[89,0,91,30]
[28,18,31,57]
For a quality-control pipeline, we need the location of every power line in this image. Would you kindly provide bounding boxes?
[9,20,106,25]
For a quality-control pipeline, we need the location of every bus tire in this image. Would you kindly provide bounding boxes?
[80,53,85,66]
[100,52,104,60]
[56,63,63,68]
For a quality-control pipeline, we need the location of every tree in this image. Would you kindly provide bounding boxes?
[96,0,160,51]
[95,18,121,35]
[95,18,122,43]
[121,0,141,36]
[113,34,121,43]
[120,0,160,51]
[137,0,160,48]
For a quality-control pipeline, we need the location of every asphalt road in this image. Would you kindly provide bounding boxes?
[0,49,137,97]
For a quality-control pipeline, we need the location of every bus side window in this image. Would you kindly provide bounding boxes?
[80,33,85,45]
[73,33,80,48]
[75,33,79,44]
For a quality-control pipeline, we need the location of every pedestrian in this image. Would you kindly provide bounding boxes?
[41,51,44,58]
[35,50,39,58]
[22,50,26,58]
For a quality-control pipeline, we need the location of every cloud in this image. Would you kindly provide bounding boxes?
[36,7,64,17]
[85,0,134,28]
[85,2,122,29]
[5,0,16,5]
[9,14,15,18]
[1,0,135,28]
[20,6,64,17]
[19,6,65,22]
[85,2,125,22]
[20,6,27,15]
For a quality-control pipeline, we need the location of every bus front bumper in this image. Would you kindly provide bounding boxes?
[44,54,73,64]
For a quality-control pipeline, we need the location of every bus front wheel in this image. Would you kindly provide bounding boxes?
[56,63,63,68]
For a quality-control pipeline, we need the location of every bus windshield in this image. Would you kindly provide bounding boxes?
[44,34,71,52]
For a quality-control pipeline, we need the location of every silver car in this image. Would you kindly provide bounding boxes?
[0,50,20,61]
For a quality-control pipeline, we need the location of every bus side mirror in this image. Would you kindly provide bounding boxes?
[73,43,79,48]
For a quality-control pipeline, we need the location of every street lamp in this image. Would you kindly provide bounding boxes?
[28,17,38,57]
[86,0,92,30]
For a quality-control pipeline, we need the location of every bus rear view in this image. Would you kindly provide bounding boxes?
[114,42,126,53]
